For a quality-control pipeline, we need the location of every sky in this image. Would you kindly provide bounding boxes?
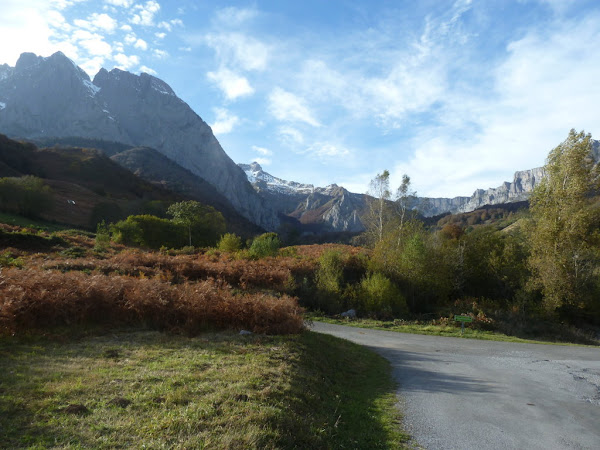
[1,0,599,198]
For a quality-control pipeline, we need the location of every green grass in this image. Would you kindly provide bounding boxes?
[0,211,68,232]
[310,314,599,347]
[0,328,409,449]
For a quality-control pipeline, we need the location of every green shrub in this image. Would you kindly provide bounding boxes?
[314,250,345,313]
[94,221,111,252]
[0,175,54,218]
[359,272,407,319]
[218,233,243,252]
[60,246,87,258]
[0,251,24,268]
[110,215,185,249]
[248,232,280,258]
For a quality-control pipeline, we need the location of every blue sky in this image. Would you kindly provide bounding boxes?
[1,0,599,198]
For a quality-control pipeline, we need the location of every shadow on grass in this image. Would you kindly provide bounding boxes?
[0,329,408,449]
[273,331,409,449]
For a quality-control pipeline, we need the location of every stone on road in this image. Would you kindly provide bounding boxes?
[312,322,600,450]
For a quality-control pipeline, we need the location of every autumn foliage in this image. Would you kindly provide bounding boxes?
[0,267,303,335]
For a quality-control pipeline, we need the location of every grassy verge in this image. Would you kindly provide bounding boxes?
[0,211,68,232]
[0,329,409,449]
[310,314,599,346]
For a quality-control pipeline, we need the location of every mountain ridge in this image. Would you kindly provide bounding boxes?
[0,51,279,230]
[240,138,600,230]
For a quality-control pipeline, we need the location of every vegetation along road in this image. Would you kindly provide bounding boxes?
[312,322,600,450]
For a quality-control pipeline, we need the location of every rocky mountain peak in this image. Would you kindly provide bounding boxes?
[0,51,279,230]
[249,161,263,172]
[14,52,42,72]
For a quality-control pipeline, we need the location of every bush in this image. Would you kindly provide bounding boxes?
[218,233,243,252]
[0,251,24,268]
[314,250,345,313]
[359,272,407,319]
[249,232,280,258]
[0,175,54,218]
[60,246,87,258]
[94,220,110,252]
[111,215,185,249]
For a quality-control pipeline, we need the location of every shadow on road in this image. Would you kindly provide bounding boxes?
[367,345,497,395]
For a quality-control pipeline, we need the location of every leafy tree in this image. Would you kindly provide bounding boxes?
[314,250,345,312]
[0,175,54,218]
[359,272,407,319]
[218,233,243,252]
[395,174,416,242]
[528,129,600,314]
[111,215,184,249]
[365,170,392,244]
[167,200,226,247]
[370,221,453,312]
[248,232,280,258]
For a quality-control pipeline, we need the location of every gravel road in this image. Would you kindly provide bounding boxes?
[312,322,600,450]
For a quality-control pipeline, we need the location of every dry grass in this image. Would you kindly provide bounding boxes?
[0,267,304,336]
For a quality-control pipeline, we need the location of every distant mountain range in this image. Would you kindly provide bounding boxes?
[1,51,598,236]
[240,140,599,232]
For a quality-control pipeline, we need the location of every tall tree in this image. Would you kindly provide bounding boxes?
[167,200,226,247]
[366,170,391,243]
[395,174,416,247]
[528,129,600,312]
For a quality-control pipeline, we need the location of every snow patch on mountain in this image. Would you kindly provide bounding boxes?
[83,80,100,97]
[239,162,315,195]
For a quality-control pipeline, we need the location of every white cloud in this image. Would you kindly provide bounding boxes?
[157,19,182,32]
[398,13,600,198]
[153,49,168,58]
[120,24,132,32]
[214,7,257,27]
[0,1,62,64]
[105,0,133,7]
[89,13,117,33]
[304,142,351,159]
[130,0,160,26]
[124,33,137,45]
[140,65,156,75]
[155,32,166,39]
[113,52,139,70]
[252,145,272,156]
[79,56,105,75]
[253,157,272,166]
[157,21,172,31]
[77,34,113,57]
[210,108,240,135]
[268,87,320,127]
[134,38,148,50]
[207,68,254,100]
[278,126,304,145]
[204,32,269,72]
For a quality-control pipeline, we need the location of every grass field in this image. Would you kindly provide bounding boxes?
[0,329,409,449]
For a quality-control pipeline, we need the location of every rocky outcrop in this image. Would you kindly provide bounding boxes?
[415,166,547,216]
[419,140,600,216]
[0,51,279,230]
